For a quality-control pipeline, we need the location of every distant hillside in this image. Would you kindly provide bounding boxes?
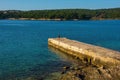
[0,8,120,20]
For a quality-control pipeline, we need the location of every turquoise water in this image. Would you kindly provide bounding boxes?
[0,20,120,80]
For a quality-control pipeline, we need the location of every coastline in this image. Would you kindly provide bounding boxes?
[4,18,120,21]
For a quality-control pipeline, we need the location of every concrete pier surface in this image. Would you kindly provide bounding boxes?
[48,38,120,66]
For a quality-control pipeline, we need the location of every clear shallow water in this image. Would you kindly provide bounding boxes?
[0,20,120,80]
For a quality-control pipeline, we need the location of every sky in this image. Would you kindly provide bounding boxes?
[0,0,120,10]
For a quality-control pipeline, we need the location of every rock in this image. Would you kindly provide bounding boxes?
[61,71,65,74]
[63,66,70,70]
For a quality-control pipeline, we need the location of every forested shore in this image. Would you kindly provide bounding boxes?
[0,8,120,20]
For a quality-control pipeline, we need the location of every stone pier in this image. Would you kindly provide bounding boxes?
[48,38,120,66]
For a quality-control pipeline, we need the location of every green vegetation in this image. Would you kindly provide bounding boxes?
[0,8,120,20]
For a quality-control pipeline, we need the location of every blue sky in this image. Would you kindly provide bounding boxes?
[0,0,120,10]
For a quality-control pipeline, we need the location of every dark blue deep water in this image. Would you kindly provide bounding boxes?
[0,20,120,80]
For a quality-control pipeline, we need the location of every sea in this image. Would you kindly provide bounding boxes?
[0,20,120,80]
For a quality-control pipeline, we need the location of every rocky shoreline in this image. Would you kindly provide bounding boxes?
[59,62,120,80]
